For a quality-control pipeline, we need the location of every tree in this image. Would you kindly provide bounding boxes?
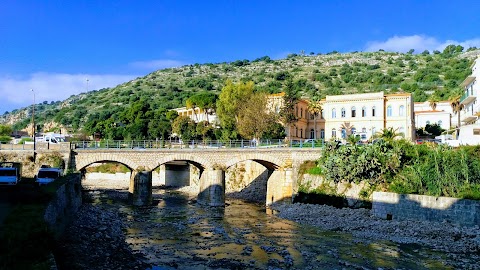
[307,98,322,140]
[449,90,465,135]
[428,94,439,110]
[0,125,13,136]
[172,116,197,141]
[236,92,277,140]
[216,80,255,139]
[376,127,402,141]
[280,79,300,141]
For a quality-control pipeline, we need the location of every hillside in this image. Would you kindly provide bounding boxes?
[2,47,479,138]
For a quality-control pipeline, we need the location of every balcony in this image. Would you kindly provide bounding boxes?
[460,91,476,105]
[461,113,478,123]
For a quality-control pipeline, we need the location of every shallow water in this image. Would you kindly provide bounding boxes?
[89,189,463,270]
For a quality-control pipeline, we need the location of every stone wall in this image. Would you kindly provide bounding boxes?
[225,161,269,202]
[297,174,371,208]
[372,192,480,226]
[43,173,82,239]
[0,150,70,178]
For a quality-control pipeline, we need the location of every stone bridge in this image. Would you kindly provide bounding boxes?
[71,148,322,206]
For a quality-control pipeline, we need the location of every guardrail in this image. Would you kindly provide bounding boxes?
[0,139,326,151]
[69,139,325,150]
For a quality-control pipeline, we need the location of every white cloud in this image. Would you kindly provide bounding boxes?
[0,73,138,112]
[129,59,186,70]
[365,35,480,53]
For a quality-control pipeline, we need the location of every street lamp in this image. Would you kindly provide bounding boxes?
[31,89,36,160]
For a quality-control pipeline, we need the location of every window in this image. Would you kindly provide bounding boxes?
[372,106,376,117]
[300,108,303,118]
[275,105,280,114]
[362,127,366,133]
[295,127,298,137]
[321,110,324,119]
[362,106,366,117]
[341,107,346,118]
[332,129,336,138]
[351,107,356,117]
[387,106,392,117]
[332,108,336,118]
[300,129,303,138]
[426,120,430,125]
[399,105,405,116]
[320,129,325,139]
[341,128,347,139]
[310,129,314,139]
[295,106,298,117]
[372,127,376,136]
[438,120,442,126]
[351,128,356,135]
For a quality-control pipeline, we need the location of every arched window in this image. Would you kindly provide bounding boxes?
[362,106,367,117]
[310,129,315,139]
[321,110,324,119]
[320,129,325,139]
[295,127,298,137]
[341,128,347,139]
[399,105,405,116]
[351,128,356,135]
[295,106,298,117]
[351,106,356,117]
[362,127,367,133]
[341,108,346,118]
[332,129,336,138]
[372,106,376,117]
[426,120,430,125]
[300,129,303,138]
[372,127,376,136]
[387,105,393,117]
[332,108,336,118]
[438,120,443,126]
[300,108,303,118]
[275,105,280,114]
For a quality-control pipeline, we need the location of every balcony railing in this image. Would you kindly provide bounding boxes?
[460,90,476,105]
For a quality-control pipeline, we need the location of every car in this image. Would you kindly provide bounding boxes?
[36,167,63,186]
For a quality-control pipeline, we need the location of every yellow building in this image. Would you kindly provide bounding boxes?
[322,92,415,141]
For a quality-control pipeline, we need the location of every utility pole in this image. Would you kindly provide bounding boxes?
[31,89,36,161]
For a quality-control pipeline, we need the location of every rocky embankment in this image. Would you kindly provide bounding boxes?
[54,203,151,270]
[270,202,480,268]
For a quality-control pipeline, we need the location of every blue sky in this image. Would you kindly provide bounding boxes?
[1,0,480,112]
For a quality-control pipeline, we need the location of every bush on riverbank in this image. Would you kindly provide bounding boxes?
[315,141,480,200]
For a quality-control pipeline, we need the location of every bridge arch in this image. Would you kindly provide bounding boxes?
[224,153,284,171]
[154,154,212,171]
[75,154,140,172]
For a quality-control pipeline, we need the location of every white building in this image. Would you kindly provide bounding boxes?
[459,57,480,124]
[414,101,454,130]
[322,92,415,141]
[173,107,218,125]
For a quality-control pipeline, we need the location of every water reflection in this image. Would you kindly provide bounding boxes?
[88,189,461,269]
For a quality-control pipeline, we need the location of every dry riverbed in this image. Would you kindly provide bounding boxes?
[55,189,480,269]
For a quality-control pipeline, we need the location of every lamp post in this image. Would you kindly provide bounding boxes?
[31,89,36,161]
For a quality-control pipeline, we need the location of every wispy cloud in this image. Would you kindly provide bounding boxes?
[365,35,480,53]
[129,59,186,70]
[0,73,138,112]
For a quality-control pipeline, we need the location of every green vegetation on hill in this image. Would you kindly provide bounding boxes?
[2,46,479,140]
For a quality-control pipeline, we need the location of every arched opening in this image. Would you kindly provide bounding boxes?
[80,160,134,190]
[225,158,281,205]
[152,160,205,191]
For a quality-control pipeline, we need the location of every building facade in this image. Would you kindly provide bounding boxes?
[459,57,479,124]
[414,101,454,131]
[322,92,415,142]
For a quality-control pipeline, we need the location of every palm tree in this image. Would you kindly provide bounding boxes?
[307,98,322,140]
[449,90,465,136]
[376,127,402,142]
[428,95,439,111]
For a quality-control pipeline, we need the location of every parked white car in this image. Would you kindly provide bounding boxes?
[36,167,63,186]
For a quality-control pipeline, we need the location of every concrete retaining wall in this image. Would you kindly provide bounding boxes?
[372,192,480,226]
[43,173,82,239]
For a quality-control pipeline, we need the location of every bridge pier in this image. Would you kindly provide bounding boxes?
[129,170,152,206]
[266,168,293,205]
[198,169,225,207]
